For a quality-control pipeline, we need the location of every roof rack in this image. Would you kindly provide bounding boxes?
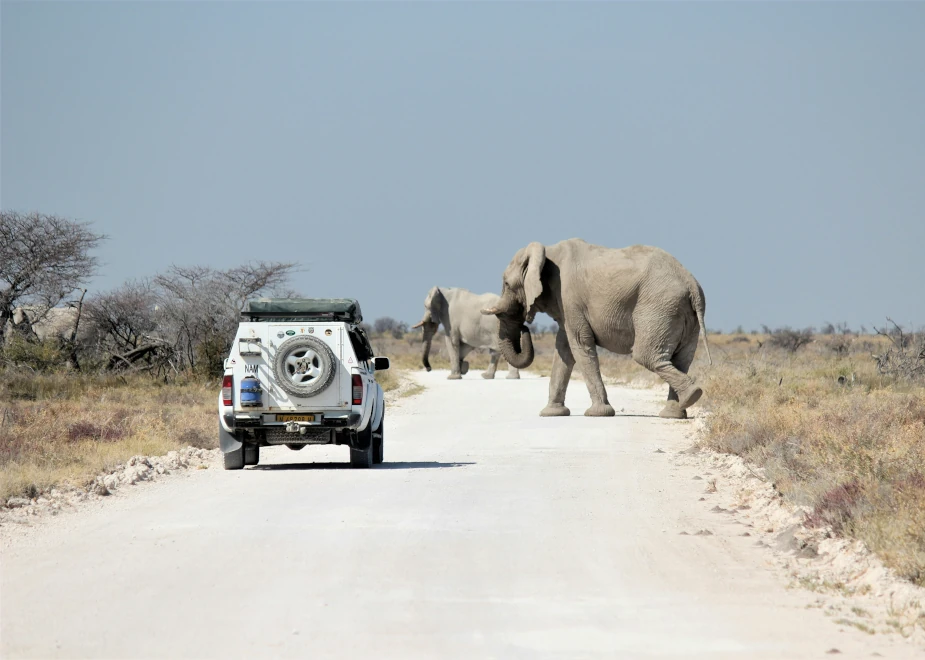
[240,298,363,324]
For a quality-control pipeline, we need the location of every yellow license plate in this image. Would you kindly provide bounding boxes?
[277,414,315,422]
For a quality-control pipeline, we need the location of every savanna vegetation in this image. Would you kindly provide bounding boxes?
[0,211,402,502]
[698,324,925,587]
[3,211,923,591]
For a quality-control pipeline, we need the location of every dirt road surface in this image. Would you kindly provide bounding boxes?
[1,370,918,659]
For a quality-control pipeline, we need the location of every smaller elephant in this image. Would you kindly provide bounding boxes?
[412,287,520,380]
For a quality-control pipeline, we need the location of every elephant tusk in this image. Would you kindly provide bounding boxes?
[411,321,425,329]
[481,307,500,315]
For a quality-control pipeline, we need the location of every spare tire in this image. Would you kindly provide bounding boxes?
[273,335,337,398]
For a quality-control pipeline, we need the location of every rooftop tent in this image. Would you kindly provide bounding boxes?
[240,298,363,324]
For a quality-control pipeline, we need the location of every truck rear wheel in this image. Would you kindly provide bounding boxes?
[349,426,374,469]
[373,416,384,464]
[223,446,245,470]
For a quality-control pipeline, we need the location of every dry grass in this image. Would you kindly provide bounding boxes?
[698,333,925,586]
[374,368,402,393]
[0,373,216,502]
[1,366,414,502]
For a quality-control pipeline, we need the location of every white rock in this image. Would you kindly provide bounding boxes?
[124,465,152,485]
[6,497,30,509]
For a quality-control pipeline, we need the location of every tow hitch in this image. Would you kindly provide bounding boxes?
[285,421,315,435]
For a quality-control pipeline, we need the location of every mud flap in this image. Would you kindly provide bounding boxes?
[219,421,242,454]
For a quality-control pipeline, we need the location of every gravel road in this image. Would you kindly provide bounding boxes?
[1,370,918,659]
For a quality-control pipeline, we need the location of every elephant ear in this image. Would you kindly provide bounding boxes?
[425,287,448,324]
[522,242,546,311]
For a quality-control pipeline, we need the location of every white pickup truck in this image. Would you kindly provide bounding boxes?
[218,298,389,470]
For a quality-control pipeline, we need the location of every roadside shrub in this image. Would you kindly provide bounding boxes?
[1,336,69,372]
[0,371,132,402]
[764,326,814,353]
[804,481,863,534]
[67,420,125,442]
[827,334,853,357]
[872,319,925,382]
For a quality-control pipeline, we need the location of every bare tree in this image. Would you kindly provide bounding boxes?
[0,211,104,343]
[82,280,172,373]
[84,281,159,352]
[153,261,299,375]
[765,326,814,353]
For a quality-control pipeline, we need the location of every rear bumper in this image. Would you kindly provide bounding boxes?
[223,412,360,431]
[220,412,362,453]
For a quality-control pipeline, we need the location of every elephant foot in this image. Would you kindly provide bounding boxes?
[424,366,432,372]
[540,404,570,417]
[481,370,496,379]
[506,371,520,379]
[460,361,470,376]
[584,403,616,417]
[659,402,688,419]
[679,385,703,410]
[447,373,462,380]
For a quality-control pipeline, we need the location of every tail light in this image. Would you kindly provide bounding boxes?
[352,375,363,405]
[222,374,233,406]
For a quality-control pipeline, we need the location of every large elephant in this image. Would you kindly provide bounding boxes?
[482,239,711,419]
[412,287,520,380]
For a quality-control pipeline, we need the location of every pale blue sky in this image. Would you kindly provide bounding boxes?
[3,1,923,331]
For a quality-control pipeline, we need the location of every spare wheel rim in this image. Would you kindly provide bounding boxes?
[285,348,323,385]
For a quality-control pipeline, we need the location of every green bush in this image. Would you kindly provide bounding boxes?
[1,336,69,373]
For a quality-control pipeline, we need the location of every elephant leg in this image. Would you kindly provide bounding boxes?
[660,337,699,419]
[567,324,615,417]
[634,334,701,413]
[541,329,574,417]
[506,362,520,379]
[483,350,499,379]
[458,343,474,376]
[446,335,463,379]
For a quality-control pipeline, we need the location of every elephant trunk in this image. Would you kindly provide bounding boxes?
[498,324,535,370]
[419,321,438,372]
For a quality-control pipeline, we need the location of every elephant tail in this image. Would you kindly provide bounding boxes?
[689,282,713,366]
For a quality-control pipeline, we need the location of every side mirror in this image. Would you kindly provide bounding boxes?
[374,356,390,371]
